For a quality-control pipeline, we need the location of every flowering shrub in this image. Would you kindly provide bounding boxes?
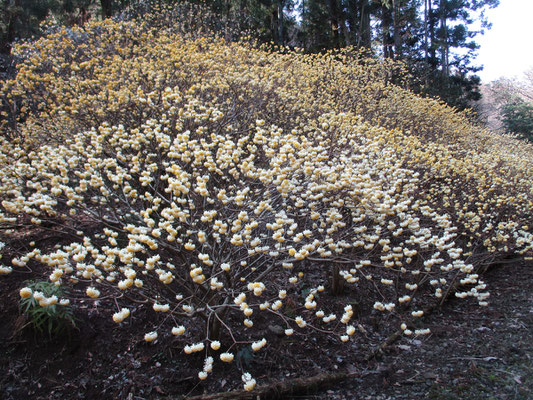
[1,17,532,390]
[19,280,76,337]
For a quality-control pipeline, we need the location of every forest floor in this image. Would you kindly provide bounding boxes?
[1,252,532,400]
[317,258,533,400]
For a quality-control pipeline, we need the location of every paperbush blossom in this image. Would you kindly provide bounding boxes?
[220,352,234,362]
[0,16,532,390]
[112,308,130,323]
[242,372,256,391]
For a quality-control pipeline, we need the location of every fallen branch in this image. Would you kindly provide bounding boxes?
[187,372,350,400]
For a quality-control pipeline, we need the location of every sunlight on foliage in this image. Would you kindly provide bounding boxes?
[1,15,532,390]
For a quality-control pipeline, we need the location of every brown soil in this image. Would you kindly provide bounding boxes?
[1,249,532,400]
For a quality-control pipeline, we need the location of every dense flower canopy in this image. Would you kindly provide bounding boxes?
[0,17,532,390]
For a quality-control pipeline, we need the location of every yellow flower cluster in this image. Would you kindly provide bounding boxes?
[0,18,531,389]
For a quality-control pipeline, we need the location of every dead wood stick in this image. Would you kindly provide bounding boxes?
[186,372,349,400]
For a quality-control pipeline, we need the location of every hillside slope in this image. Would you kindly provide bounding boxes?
[0,18,532,396]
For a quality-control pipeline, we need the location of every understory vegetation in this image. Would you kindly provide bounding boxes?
[0,10,532,393]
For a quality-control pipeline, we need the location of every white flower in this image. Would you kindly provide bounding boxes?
[113,312,125,323]
[192,343,205,352]
[172,326,186,335]
[243,307,253,317]
[153,303,170,312]
[198,371,208,380]
[220,352,234,362]
[33,291,45,301]
[144,331,158,342]
[242,372,256,391]
[0,266,12,275]
[271,300,282,310]
[244,319,253,328]
[251,338,267,351]
[86,287,100,298]
[234,293,246,305]
[244,379,256,391]
[295,316,307,328]
[305,300,316,309]
[221,263,231,271]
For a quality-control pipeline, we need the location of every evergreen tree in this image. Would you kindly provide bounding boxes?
[501,99,533,142]
[300,0,337,51]
[375,0,421,60]
[416,0,499,109]
[1,0,52,53]
[0,0,100,54]
[344,0,373,49]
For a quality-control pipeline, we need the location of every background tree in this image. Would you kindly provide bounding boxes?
[500,99,533,142]
[300,0,338,50]
[0,0,96,54]
[481,69,533,142]
[413,0,499,109]
[345,0,373,49]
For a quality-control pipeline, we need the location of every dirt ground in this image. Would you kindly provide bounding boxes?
[1,255,532,400]
[318,259,533,400]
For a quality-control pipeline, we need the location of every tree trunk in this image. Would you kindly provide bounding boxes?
[331,264,345,296]
[424,0,429,84]
[100,0,113,18]
[362,1,372,48]
[382,4,394,58]
[392,0,402,59]
[271,6,279,45]
[2,0,19,54]
[277,0,284,46]
[327,0,342,48]
[345,0,357,46]
[3,15,16,54]
[353,0,371,49]
[428,0,436,63]
[338,5,350,48]
[440,0,448,77]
